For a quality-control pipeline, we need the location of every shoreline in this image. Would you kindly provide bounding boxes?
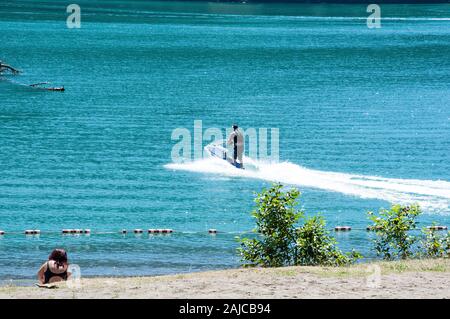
[1,259,448,299]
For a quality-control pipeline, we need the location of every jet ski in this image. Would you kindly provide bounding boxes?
[204,142,244,169]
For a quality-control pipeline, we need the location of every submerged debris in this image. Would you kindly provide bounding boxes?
[0,60,20,74]
[29,82,65,92]
[0,60,64,91]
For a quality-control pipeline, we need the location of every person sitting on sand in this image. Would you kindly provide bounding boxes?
[37,249,71,285]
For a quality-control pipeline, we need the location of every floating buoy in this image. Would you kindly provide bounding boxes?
[62,229,90,234]
[134,229,143,234]
[335,226,351,231]
[148,229,173,234]
[25,230,40,235]
[208,229,218,234]
[366,226,383,231]
[427,225,448,231]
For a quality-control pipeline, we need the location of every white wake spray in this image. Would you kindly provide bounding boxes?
[165,154,450,214]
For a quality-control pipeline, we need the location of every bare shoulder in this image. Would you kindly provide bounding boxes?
[38,263,47,273]
[37,262,48,273]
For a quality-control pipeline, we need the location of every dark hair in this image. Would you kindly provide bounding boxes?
[48,249,68,268]
[232,124,238,130]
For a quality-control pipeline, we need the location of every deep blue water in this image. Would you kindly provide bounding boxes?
[0,1,449,280]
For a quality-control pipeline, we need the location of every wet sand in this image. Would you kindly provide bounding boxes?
[1,259,448,299]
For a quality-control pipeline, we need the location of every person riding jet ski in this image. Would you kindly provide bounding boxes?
[227,124,244,169]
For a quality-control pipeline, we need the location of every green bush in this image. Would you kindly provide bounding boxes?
[420,226,450,258]
[237,184,302,267]
[296,215,361,266]
[446,233,450,258]
[238,184,360,267]
[368,204,421,260]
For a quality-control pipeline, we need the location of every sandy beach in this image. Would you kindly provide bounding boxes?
[1,259,448,299]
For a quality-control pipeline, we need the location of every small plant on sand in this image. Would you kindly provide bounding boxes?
[238,184,360,267]
[368,204,421,260]
[238,184,302,267]
[296,215,361,266]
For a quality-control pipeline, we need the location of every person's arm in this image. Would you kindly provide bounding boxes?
[37,263,47,284]
[227,132,234,145]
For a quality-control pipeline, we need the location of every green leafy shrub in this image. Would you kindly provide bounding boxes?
[237,184,302,267]
[238,184,360,267]
[446,233,450,258]
[296,215,361,266]
[368,204,421,260]
[420,226,450,258]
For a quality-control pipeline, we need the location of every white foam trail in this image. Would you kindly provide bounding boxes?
[164,156,450,214]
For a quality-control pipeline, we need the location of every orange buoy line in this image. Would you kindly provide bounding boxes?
[0,225,444,236]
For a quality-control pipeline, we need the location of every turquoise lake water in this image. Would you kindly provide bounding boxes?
[0,1,449,280]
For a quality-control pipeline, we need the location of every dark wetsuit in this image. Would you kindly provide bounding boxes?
[44,261,68,284]
[233,135,238,161]
[227,130,243,164]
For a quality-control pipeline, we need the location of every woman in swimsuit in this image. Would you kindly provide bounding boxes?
[37,249,71,285]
